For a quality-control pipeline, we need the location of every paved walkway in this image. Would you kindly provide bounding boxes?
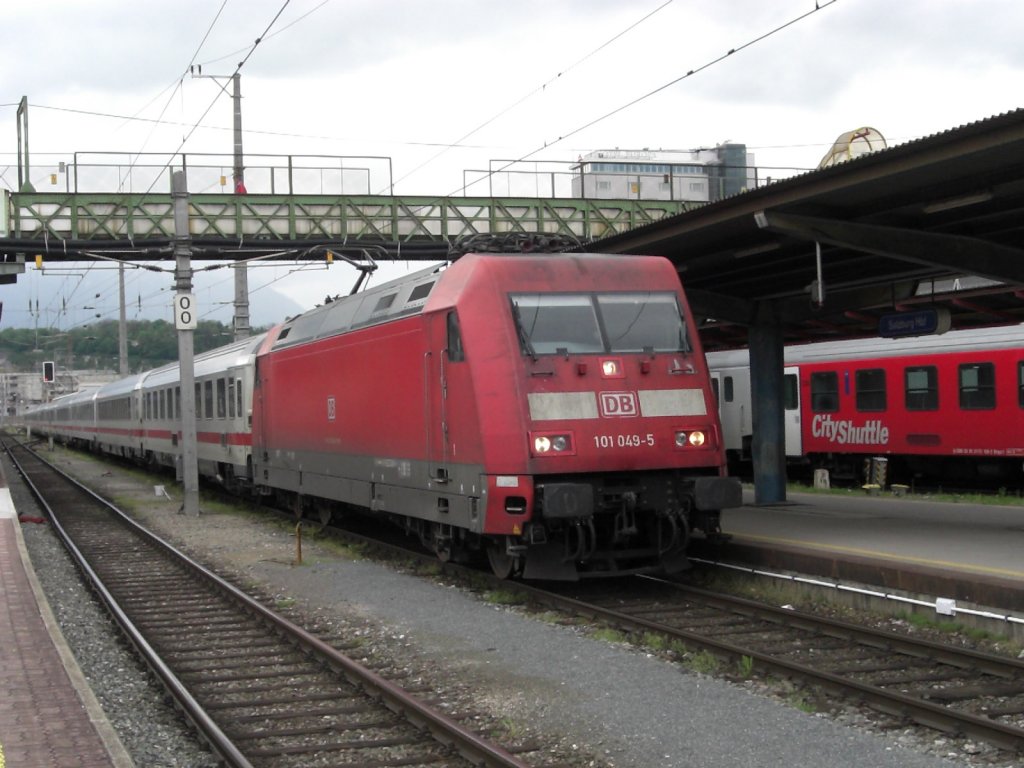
[0,467,131,767]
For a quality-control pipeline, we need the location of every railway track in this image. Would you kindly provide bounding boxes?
[5,437,534,768]
[277,504,1024,757]
[224,467,1024,757]
[16,438,1024,761]
[528,577,1024,755]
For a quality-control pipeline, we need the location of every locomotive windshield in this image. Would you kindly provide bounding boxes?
[511,292,690,355]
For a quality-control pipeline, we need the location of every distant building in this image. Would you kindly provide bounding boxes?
[571,144,755,202]
[0,369,117,418]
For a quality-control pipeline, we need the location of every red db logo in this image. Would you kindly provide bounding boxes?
[599,391,638,418]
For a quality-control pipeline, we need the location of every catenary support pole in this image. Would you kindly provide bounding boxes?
[172,170,201,517]
[118,262,128,375]
[232,73,251,341]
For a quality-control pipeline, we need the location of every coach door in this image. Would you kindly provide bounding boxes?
[784,366,802,458]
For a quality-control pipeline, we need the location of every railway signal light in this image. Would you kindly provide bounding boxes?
[42,361,55,383]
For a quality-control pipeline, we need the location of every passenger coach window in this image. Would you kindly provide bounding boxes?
[959,362,995,410]
[905,366,938,410]
[810,371,839,412]
[217,379,227,418]
[204,381,214,419]
[784,373,798,410]
[855,368,886,412]
[1019,362,1024,408]
[723,376,734,403]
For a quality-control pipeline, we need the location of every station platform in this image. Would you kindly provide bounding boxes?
[694,486,1024,629]
[0,467,132,767]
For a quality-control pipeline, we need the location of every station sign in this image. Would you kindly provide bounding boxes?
[174,292,198,330]
[878,308,950,338]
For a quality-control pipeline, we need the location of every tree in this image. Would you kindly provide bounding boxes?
[0,319,257,373]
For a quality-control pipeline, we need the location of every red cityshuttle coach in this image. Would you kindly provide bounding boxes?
[708,326,1024,486]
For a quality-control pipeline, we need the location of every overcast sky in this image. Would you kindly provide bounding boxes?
[2,0,1022,330]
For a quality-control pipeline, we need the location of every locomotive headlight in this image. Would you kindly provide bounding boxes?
[531,432,575,456]
[675,430,707,448]
[599,358,624,378]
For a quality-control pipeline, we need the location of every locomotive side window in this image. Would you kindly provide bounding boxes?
[373,293,396,313]
[408,282,434,302]
[510,292,688,355]
[446,311,465,362]
[810,371,839,412]
[855,368,886,412]
[905,366,938,410]
[959,362,995,410]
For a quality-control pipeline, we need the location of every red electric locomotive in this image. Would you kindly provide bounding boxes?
[252,253,740,579]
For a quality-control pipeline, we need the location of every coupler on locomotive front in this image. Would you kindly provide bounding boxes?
[486,470,741,580]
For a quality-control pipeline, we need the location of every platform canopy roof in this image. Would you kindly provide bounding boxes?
[585,109,1024,351]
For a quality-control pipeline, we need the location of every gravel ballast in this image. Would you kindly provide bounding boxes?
[10,446,998,767]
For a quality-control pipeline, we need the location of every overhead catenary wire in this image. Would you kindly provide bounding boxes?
[113,0,231,192]
[385,0,677,194]
[20,0,301,329]
[476,0,842,197]
[14,0,840,329]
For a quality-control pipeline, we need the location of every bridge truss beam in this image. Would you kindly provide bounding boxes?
[3,192,692,259]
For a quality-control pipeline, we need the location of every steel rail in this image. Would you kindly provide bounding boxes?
[4,438,531,768]
[179,487,1024,753]
[5,439,253,768]
[511,576,1024,753]
[279,515,1024,752]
